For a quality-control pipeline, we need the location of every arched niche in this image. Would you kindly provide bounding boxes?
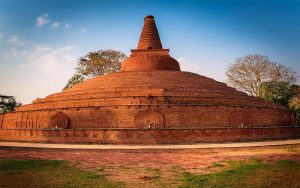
[49,112,70,129]
[135,110,164,128]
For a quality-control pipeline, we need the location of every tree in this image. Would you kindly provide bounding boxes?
[77,50,127,78]
[63,74,85,90]
[290,84,300,97]
[0,95,21,113]
[259,82,293,106]
[289,95,300,110]
[288,86,300,125]
[226,54,297,96]
[64,50,127,89]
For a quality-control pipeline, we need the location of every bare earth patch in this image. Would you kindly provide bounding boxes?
[0,144,300,187]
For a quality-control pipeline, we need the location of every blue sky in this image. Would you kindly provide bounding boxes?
[0,0,299,104]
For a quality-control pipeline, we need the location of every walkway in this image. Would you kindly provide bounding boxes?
[0,139,300,150]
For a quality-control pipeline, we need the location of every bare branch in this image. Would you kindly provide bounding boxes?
[226,54,297,97]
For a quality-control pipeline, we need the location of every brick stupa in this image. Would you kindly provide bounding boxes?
[0,16,299,144]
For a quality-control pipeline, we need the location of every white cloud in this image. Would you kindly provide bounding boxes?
[0,33,3,37]
[177,57,186,64]
[8,35,19,43]
[7,35,26,46]
[1,43,77,104]
[177,56,201,74]
[19,45,75,74]
[36,14,49,27]
[35,14,71,30]
[2,48,18,58]
[51,21,60,29]
[64,23,71,29]
[80,28,86,33]
[177,56,227,83]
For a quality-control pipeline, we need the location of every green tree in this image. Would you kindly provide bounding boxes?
[259,82,293,106]
[0,95,21,113]
[289,95,300,110]
[290,84,300,97]
[63,74,85,90]
[64,50,127,90]
[226,54,297,96]
[289,96,300,126]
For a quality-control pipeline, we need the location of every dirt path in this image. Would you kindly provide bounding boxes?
[1,139,300,150]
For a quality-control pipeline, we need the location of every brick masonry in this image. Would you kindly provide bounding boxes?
[0,15,299,144]
[0,127,299,144]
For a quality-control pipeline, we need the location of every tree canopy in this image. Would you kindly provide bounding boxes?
[77,50,127,78]
[259,82,296,107]
[226,54,297,97]
[289,85,300,110]
[288,86,300,125]
[64,50,127,90]
[289,95,300,110]
[0,95,21,113]
[63,74,85,90]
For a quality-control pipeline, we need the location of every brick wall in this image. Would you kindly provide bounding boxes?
[0,127,299,144]
[0,105,295,130]
[0,71,297,144]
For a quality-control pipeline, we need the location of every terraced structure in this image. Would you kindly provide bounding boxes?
[0,15,298,144]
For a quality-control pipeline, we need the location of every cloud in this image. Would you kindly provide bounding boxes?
[51,21,60,29]
[36,14,49,27]
[35,14,71,30]
[19,45,75,74]
[177,56,201,74]
[64,23,71,29]
[80,28,86,33]
[7,35,19,43]
[2,48,18,59]
[7,35,26,46]
[177,56,227,83]
[1,41,77,104]
[0,33,3,37]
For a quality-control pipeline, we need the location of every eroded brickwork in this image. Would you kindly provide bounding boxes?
[0,127,299,144]
[0,15,298,144]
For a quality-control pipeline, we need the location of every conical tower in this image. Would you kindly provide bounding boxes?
[0,15,297,144]
[121,15,180,71]
[137,15,163,50]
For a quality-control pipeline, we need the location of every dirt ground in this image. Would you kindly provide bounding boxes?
[1,144,300,187]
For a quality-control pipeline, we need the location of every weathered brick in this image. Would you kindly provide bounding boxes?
[0,15,298,144]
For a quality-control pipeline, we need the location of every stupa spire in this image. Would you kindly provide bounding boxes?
[120,15,180,71]
[137,15,163,50]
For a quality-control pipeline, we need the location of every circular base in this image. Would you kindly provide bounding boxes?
[0,127,299,144]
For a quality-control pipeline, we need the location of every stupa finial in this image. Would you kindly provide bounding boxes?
[137,15,163,50]
[120,15,181,71]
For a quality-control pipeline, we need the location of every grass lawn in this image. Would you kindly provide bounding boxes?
[181,159,300,188]
[0,159,300,188]
[0,159,125,188]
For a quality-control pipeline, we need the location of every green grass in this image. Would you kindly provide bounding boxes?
[180,159,300,188]
[208,162,225,168]
[0,159,124,188]
[1,159,300,188]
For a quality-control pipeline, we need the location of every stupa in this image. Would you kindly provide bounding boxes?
[0,16,299,144]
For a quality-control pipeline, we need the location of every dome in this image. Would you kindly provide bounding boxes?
[0,15,298,144]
